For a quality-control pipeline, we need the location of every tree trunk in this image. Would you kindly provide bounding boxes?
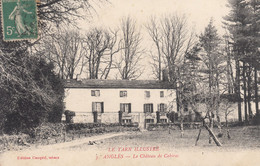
[216,77,222,133]
[208,112,214,144]
[195,128,202,146]
[225,114,228,127]
[243,62,248,122]
[255,67,259,115]
[247,66,252,120]
[236,60,242,122]
[180,109,184,138]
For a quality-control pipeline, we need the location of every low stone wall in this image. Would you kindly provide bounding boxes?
[147,122,203,131]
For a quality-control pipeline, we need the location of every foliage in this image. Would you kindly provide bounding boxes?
[0,54,64,134]
[0,0,107,134]
[0,133,31,151]
[224,0,260,122]
[166,111,178,123]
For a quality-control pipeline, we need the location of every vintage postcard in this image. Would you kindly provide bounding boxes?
[0,0,260,166]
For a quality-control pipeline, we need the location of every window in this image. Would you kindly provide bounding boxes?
[91,90,100,97]
[92,102,104,113]
[120,103,131,113]
[144,103,153,113]
[145,119,154,123]
[145,91,150,98]
[158,103,167,112]
[160,119,167,123]
[160,91,164,98]
[122,119,132,124]
[120,91,127,97]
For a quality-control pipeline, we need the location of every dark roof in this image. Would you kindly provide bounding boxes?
[63,79,174,89]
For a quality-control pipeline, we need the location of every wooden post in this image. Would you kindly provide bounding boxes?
[204,122,222,146]
[195,128,202,146]
[63,132,66,142]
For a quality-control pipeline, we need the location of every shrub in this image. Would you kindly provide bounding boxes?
[0,56,64,134]
[64,110,76,123]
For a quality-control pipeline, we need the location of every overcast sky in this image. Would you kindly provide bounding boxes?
[78,0,231,79]
[81,0,229,34]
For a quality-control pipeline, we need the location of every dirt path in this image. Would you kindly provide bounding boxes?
[27,131,133,151]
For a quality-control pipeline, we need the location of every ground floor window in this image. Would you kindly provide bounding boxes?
[120,103,131,113]
[160,119,167,123]
[122,119,132,124]
[144,103,153,113]
[145,119,154,123]
[92,102,104,113]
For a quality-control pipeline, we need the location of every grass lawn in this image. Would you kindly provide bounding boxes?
[68,125,260,152]
[1,126,260,166]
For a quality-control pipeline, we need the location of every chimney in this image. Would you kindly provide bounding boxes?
[162,69,169,82]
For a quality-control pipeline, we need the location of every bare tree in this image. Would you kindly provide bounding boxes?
[176,47,223,146]
[146,14,196,81]
[83,28,121,79]
[100,29,122,79]
[41,29,86,79]
[220,99,235,127]
[116,16,144,80]
[146,14,196,127]
[146,16,163,80]
[38,0,108,31]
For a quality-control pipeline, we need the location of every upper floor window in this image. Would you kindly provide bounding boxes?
[120,91,127,97]
[160,91,164,98]
[158,103,167,112]
[120,103,131,113]
[144,103,153,113]
[91,90,100,97]
[145,91,150,98]
[92,102,104,113]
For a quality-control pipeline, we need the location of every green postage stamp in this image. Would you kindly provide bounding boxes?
[1,0,38,41]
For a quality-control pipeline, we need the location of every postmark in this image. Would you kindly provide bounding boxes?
[1,0,38,41]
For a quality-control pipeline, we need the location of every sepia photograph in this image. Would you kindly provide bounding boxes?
[0,0,260,166]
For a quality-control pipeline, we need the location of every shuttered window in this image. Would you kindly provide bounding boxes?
[144,104,153,113]
[157,103,167,112]
[120,103,131,113]
[92,102,104,113]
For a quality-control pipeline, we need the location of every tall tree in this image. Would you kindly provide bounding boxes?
[146,16,163,80]
[83,28,120,79]
[248,0,260,118]
[224,0,260,122]
[146,14,195,82]
[199,20,224,143]
[41,30,85,79]
[116,16,144,80]
[224,0,252,122]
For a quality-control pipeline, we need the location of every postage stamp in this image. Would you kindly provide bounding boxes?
[1,0,38,41]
